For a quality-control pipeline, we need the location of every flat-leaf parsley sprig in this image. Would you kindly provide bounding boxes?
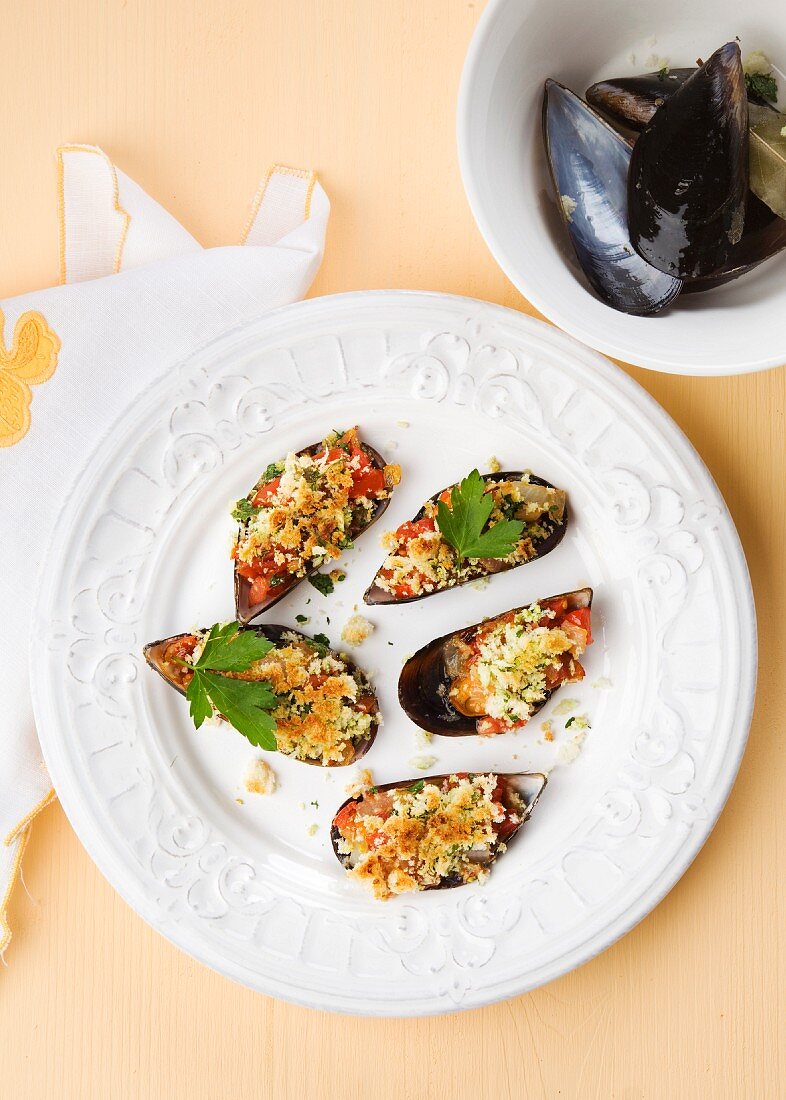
[180,622,278,750]
[436,469,524,563]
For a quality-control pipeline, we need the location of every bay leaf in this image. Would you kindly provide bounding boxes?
[749,103,786,221]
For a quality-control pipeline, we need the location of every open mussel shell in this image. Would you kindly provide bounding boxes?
[399,587,592,736]
[143,624,378,766]
[543,79,682,315]
[234,438,392,625]
[587,68,696,131]
[628,42,749,280]
[363,472,568,606]
[330,771,547,887]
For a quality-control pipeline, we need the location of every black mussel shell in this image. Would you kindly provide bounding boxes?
[330,771,547,889]
[143,624,379,766]
[363,472,568,606]
[398,587,592,736]
[587,68,696,131]
[628,42,749,280]
[684,190,786,292]
[588,65,778,134]
[543,80,682,315]
[234,437,392,625]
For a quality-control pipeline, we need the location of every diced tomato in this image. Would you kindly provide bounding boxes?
[395,517,436,546]
[252,476,281,506]
[248,575,271,605]
[477,715,525,737]
[333,801,357,834]
[563,607,592,644]
[350,467,385,499]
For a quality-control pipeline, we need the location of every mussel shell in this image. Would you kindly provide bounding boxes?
[330,771,547,888]
[363,472,568,606]
[628,42,749,280]
[587,68,696,131]
[683,190,786,292]
[398,587,592,736]
[235,438,392,624]
[143,624,379,766]
[542,79,682,315]
[588,66,778,133]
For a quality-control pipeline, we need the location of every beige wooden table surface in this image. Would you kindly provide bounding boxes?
[1,1,784,1097]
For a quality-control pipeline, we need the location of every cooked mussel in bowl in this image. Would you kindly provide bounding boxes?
[364,468,567,605]
[233,427,400,624]
[399,588,592,736]
[544,42,786,310]
[144,622,379,766]
[330,771,547,898]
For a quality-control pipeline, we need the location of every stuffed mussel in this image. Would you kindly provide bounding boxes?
[144,622,379,766]
[331,771,547,898]
[399,588,592,736]
[232,427,400,624]
[364,468,568,605]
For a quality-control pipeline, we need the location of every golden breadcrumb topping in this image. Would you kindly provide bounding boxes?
[448,603,588,730]
[234,428,399,581]
[336,774,519,899]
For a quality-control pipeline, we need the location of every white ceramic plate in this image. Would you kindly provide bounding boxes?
[458,0,786,375]
[32,292,756,1015]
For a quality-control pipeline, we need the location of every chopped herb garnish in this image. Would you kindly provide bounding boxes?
[295,614,309,623]
[231,498,262,523]
[312,632,331,650]
[436,469,524,563]
[308,572,335,596]
[745,71,778,102]
[657,65,670,80]
[263,461,283,481]
[182,623,277,750]
[565,716,576,728]
[368,785,378,795]
[408,780,425,794]
[269,575,285,587]
[310,800,319,809]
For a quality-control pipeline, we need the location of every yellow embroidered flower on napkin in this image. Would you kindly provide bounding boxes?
[0,310,60,448]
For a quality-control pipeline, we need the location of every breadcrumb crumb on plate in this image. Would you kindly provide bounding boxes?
[345,767,375,796]
[244,758,277,796]
[341,613,374,647]
[408,753,437,770]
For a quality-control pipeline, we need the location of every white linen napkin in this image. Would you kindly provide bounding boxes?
[0,145,329,953]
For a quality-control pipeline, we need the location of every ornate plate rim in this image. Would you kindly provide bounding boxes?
[31,290,757,1015]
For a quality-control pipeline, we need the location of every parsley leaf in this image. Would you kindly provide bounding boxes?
[192,670,277,749]
[311,632,331,651]
[308,572,335,595]
[232,498,262,523]
[183,623,278,749]
[746,71,778,102]
[192,622,274,672]
[435,469,524,563]
[263,461,283,481]
[185,672,214,729]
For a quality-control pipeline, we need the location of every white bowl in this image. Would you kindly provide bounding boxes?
[458,0,786,375]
